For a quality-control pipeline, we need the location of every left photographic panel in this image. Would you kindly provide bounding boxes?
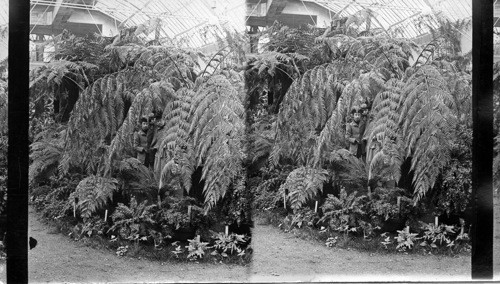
[27,1,251,282]
[0,0,7,282]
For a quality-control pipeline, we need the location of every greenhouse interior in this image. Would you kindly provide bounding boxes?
[0,0,500,282]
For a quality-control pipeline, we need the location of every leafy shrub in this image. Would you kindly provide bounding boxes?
[281,207,319,232]
[31,174,82,219]
[365,187,412,229]
[325,236,339,247]
[319,187,366,234]
[395,228,419,252]
[431,124,472,217]
[419,223,457,249]
[212,178,252,228]
[376,222,471,254]
[357,220,379,239]
[69,215,110,240]
[116,157,158,204]
[186,235,210,261]
[171,241,185,258]
[116,245,129,257]
[108,197,157,242]
[156,195,210,238]
[250,165,290,212]
[211,232,249,257]
[80,216,109,238]
[251,178,282,211]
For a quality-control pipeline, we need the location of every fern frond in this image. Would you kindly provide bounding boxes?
[365,79,403,157]
[188,74,245,210]
[70,175,118,219]
[312,73,367,165]
[158,154,193,195]
[155,87,194,175]
[399,65,457,202]
[275,62,356,166]
[368,138,403,182]
[325,148,368,188]
[29,140,64,186]
[29,60,97,90]
[279,167,329,212]
[105,79,176,172]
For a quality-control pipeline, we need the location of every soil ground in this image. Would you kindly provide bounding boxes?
[4,208,250,283]
[0,197,498,283]
[250,220,471,282]
[249,193,500,282]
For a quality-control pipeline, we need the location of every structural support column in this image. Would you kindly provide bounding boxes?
[248,26,259,53]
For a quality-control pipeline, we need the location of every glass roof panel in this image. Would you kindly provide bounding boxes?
[303,0,471,38]
[0,0,475,50]
[92,0,245,47]
[0,1,245,49]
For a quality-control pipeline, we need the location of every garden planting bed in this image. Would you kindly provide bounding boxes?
[250,219,471,282]
[27,206,250,283]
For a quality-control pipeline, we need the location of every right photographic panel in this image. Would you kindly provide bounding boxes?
[244,0,488,281]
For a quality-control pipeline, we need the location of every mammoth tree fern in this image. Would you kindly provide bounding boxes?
[366,64,458,202]
[62,46,200,174]
[189,74,246,210]
[154,70,246,210]
[258,28,468,209]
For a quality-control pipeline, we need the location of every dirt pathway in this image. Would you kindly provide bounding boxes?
[0,199,498,283]
[250,222,471,282]
[27,207,249,283]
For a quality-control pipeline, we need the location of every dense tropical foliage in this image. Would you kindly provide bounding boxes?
[28,24,251,261]
[1,9,496,259]
[247,14,473,254]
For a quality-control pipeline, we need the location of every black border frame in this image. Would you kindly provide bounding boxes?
[471,0,494,279]
[7,0,29,283]
[5,0,496,281]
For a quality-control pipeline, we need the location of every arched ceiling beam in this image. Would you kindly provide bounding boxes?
[118,0,154,28]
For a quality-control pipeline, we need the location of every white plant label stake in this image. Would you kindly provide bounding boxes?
[435,216,439,227]
[406,226,409,233]
[73,200,76,218]
[283,193,286,210]
[188,205,192,220]
[104,209,108,222]
[225,225,229,236]
[314,201,318,213]
[397,196,401,213]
